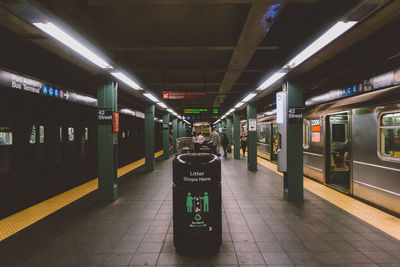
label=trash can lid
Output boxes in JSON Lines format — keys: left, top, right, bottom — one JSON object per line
{"left": 176, "top": 153, "right": 219, "bottom": 165}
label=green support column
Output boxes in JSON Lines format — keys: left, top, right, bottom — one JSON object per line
{"left": 217, "top": 122, "right": 222, "bottom": 138}
{"left": 183, "top": 123, "right": 186, "bottom": 137}
{"left": 221, "top": 121, "right": 226, "bottom": 134}
{"left": 247, "top": 103, "right": 257, "bottom": 172}
{"left": 145, "top": 105, "right": 155, "bottom": 171}
{"left": 97, "top": 81, "right": 118, "bottom": 202}
{"left": 233, "top": 112, "right": 240, "bottom": 159}
{"left": 163, "top": 114, "right": 170, "bottom": 159}
{"left": 172, "top": 118, "right": 178, "bottom": 153}
{"left": 178, "top": 120, "right": 183, "bottom": 138}
{"left": 226, "top": 117, "right": 232, "bottom": 152}
{"left": 284, "top": 81, "right": 304, "bottom": 202}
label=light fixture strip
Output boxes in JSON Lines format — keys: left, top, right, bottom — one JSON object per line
{"left": 143, "top": 93, "right": 159, "bottom": 102}
{"left": 33, "top": 22, "right": 112, "bottom": 69}
{"left": 284, "top": 21, "right": 357, "bottom": 69}
{"left": 242, "top": 93, "right": 257, "bottom": 103}
{"left": 111, "top": 72, "right": 142, "bottom": 90}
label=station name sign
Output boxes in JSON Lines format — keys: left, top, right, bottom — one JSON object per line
{"left": 0, "top": 69, "right": 97, "bottom": 107}
{"left": 288, "top": 108, "right": 304, "bottom": 122}
{"left": 98, "top": 109, "right": 113, "bottom": 123}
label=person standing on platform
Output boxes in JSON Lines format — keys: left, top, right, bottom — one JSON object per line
{"left": 197, "top": 133, "right": 205, "bottom": 143}
{"left": 209, "top": 127, "right": 220, "bottom": 155}
{"left": 221, "top": 133, "right": 229, "bottom": 157}
{"left": 240, "top": 133, "right": 247, "bottom": 157}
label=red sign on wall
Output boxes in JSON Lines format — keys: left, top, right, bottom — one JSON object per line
{"left": 113, "top": 112, "right": 119, "bottom": 133}
{"left": 163, "top": 91, "right": 206, "bottom": 99}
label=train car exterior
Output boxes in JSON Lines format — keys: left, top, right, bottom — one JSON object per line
{"left": 255, "top": 69, "right": 400, "bottom": 215}
{"left": 0, "top": 69, "right": 163, "bottom": 219}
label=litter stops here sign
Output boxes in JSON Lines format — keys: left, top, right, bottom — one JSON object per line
{"left": 180, "top": 170, "right": 217, "bottom": 233}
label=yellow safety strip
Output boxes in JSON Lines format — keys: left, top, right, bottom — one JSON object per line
{"left": 0, "top": 150, "right": 164, "bottom": 242}
{"left": 256, "top": 155, "right": 400, "bottom": 241}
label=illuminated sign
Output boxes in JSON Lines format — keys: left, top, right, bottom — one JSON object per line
{"left": 183, "top": 108, "right": 219, "bottom": 114}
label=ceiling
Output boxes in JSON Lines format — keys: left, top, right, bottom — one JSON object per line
{"left": 0, "top": 0, "right": 399, "bottom": 120}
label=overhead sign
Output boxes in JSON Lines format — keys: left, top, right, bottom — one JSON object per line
{"left": 183, "top": 108, "right": 218, "bottom": 114}
{"left": 163, "top": 91, "right": 206, "bottom": 99}
{"left": 0, "top": 69, "right": 96, "bottom": 107}
{"left": 163, "top": 123, "right": 169, "bottom": 130}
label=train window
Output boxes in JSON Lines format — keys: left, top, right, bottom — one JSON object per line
{"left": 331, "top": 124, "right": 346, "bottom": 142}
{"left": 303, "top": 120, "right": 310, "bottom": 149}
{"left": 257, "top": 124, "right": 267, "bottom": 143}
{"left": 59, "top": 127, "right": 63, "bottom": 142}
{"left": 68, "top": 127, "right": 75, "bottom": 142}
{"left": 379, "top": 112, "right": 400, "bottom": 160}
{"left": 84, "top": 127, "right": 89, "bottom": 141}
{"left": 122, "top": 131, "right": 126, "bottom": 139}
{"left": 30, "top": 125, "right": 36, "bottom": 144}
{"left": 39, "top": 125, "right": 45, "bottom": 143}
{"left": 0, "top": 127, "right": 12, "bottom": 145}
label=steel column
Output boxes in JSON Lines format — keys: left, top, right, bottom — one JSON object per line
{"left": 97, "top": 81, "right": 118, "bottom": 202}
{"left": 145, "top": 105, "right": 155, "bottom": 171}
{"left": 247, "top": 103, "right": 257, "bottom": 172}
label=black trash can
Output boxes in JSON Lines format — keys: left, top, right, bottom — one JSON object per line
{"left": 173, "top": 153, "right": 222, "bottom": 254}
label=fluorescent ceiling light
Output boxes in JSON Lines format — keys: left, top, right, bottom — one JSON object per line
{"left": 167, "top": 109, "right": 173, "bottom": 113}
{"left": 222, "top": 115, "right": 226, "bottom": 119}
{"left": 229, "top": 108, "right": 236, "bottom": 113}
{"left": 111, "top": 72, "right": 142, "bottom": 90}
{"left": 235, "top": 102, "right": 245, "bottom": 109}
{"left": 242, "top": 93, "right": 257, "bottom": 103}
{"left": 33, "top": 22, "right": 112, "bottom": 69}
{"left": 157, "top": 102, "right": 168, "bottom": 108}
{"left": 143, "top": 93, "right": 159, "bottom": 102}
{"left": 257, "top": 72, "right": 286, "bottom": 91}
{"left": 284, "top": 21, "right": 357, "bottom": 69}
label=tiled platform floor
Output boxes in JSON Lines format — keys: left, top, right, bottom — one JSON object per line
{"left": 1, "top": 155, "right": 400, "bottom": 267}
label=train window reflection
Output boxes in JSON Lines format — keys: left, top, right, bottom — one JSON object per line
{"left": 68, "top": 127, "right": 75, "bottom": 142}
{"left": 0, "top": 127, "right": 12, "bottom": 145}
{"left": 59, "top": 127, "right": 62, "bottom": 142}
{"left": 30, "top": 125, "right": 36, "bottom": 144}
{"left": 303, "top": 120, "right": 310, "bottom": 148}
{"left": 380, "top": 112, "right": 400, "bottom": 160}
{"left": 39, "top": 126, "right": 45, "bottom": 143}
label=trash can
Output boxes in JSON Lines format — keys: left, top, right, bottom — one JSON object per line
{"left": 173, "top": 153, "right": 222, "bottom": 254}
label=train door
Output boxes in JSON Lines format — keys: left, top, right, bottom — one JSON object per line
{"left": 325, "top": 113, "right": 351, "bottom": 192}
{"left": 271, "top": 123, "right": 278, "bottom": 162}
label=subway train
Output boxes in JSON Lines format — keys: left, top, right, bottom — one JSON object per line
{"left": 0, "top": 69, "right": 163, "bottom": 219}
{"left": 254, "top": 68, "right": 400, "bottom": 215}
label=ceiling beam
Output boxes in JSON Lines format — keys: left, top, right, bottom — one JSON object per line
{"left": 89, "top": 0, "right": 326, "bottom": 6}
{"left": 110, "top": 46, "right": 279, "bottom": 52}
{"left": 212, "top": 1, "right": 283, "bottom": 107}
{"left": 149, "top": 82, "right": 250, "bottom": 86}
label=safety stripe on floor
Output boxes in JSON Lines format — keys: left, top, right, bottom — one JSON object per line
{"left": 0, "top": 150, "right": 164, "bottom": 242}
{"left": 256, "top": 155, "right": 400, "bottom": 241}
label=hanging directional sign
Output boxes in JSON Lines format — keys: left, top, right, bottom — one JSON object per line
{"left": 163, "top": 91, "right": 206, "bottom": 99}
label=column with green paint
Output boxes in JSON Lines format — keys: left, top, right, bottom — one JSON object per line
{"left": 183, "top": 123, "right": 186, "bottom": 137}
{"left": 163, "top": 114, "right": 170, "bottom": 159}
{"left": 145, "top": 105, "right": 155, "bottom": 171}
{"left": 178, "top": 120, "right": 183, "bottom": 138}
{"left": 226, "top": 117, "right": 232, "bottom": 153}
{"left": 247, "top": 103, "right": 257, "bottom": 172}
{"left": 233, "top": 112, "right": 240, "bottom": 159}
{"left": 97, "top": 81, "right": 118, "bottom": 202}
{"left": 284, "top": 81, "right": 304, "bottom": 202}
{"left": 172, "top": 118, "right": 178, "bottom": 152}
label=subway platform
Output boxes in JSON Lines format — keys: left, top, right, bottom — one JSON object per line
{"left": 1, "top": 156, "right": 400, "bottom": 267}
